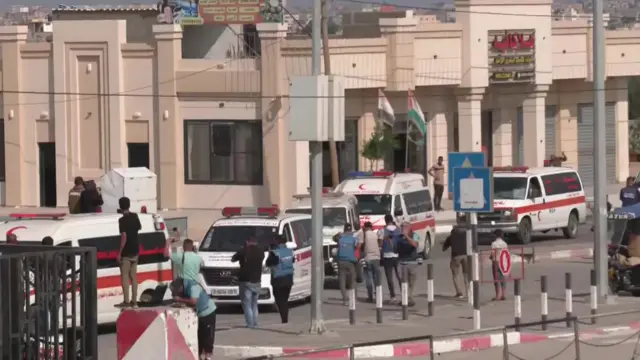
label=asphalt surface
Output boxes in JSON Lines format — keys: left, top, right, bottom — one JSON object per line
{"left": 430, "top": 223, "right": 593, "bottom": 259}
{"left": 98, "top": 224, "right": 599, "bottom": 358}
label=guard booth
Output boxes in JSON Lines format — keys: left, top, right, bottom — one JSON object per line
{"left": 0, "top": 244, "right": 98, "bottom": 360}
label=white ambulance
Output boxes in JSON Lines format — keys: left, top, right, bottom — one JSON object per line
{"left": 284, "top": 191, "right": 360, "bottom": 276}
{"left": 457, "top": 166, "right": 588, "bottom": 244}
{"left": 334, "top": 171, "right": 437, "bottom": 258}
{"left": 197, "top": 207, "right": 312, "bottom": 305}
{"left": 0, "top": 212, "right": 171, "bottom": 325}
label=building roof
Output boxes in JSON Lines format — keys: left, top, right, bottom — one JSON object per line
{"left": 52, "top": 4, "right": 158, "bottom": 13}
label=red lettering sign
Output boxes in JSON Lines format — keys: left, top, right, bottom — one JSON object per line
{"left": 491, "top": 32, "right": 535, "bottom": 51}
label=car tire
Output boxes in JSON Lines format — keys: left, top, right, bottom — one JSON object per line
{"left": 562, "top": 211, "right": 579, "bottom": 239}
{"left": 632, "top": 291, "right": 640, "bottom": 297}
{"left": 422, "top": 234, "right": 433, "bottom": 260}
{"left": 516, "top": 217, "right": 532, "bottom": 244}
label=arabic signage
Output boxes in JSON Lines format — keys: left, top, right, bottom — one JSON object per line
{"left": 157, "top": 0, "right": 283, "bottom": 25}
{"left": 488, "top": 29, "right": 536, "bottom": 84}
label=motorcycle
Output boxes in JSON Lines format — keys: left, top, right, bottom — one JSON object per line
{"left": 607, "top": 203, "right": 640, "bottom": 296}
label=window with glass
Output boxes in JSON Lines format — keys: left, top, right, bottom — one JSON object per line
{"left": 184, "top": 120, "right": 263, "bottom": 185}
{"left": 402, "top": 189, "right": 434, "bottom": 215}
{"left": 200, "top": 225, "right": 277, "bottom": 252}
{"left": 354, "top": 194, "right": 392, "bottom": 216}
{"left": 286, "top": 207, "right": 348, "bottom": 228}
{"left": 541, "top": 172, "right": 583, "bottom": 195}
{"left": 493, "top": 177, "right": 528, "bottom": 200}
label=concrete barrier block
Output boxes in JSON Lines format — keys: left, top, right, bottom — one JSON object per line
{"left": 117, "top": 306, "right": 198, "bottom": 360}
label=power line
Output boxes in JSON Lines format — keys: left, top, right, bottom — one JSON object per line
{"left": 0, "top": 85, "right": 629, "bottom": 105}
{"left": 338, "top": 0, "right": 632, "bottom": 21}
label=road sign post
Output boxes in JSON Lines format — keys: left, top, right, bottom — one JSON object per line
{"left": 453, "top": 165, "right": 493, "bottom": 317}
{"left": 448, "top": 152, "right": 486, "bottom": 291}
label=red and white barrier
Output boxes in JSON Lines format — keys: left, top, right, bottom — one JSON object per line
{"left": 117, "top": 306, "right": 198, "bottom": 360}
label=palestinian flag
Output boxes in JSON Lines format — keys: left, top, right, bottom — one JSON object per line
{"left": 408, "top": 90, "right": 427, "bottom": 137}
{"left": 377, "top": 89, "right": 395, "bottom": 127}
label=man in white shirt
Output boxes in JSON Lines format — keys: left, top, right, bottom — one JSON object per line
{"left": 490, "top": 229, "right": 508, "bottom": 301}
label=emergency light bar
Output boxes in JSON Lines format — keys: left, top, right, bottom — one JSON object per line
{"left": 493, "top": 166, "right": 529, "bottom": 173}
{"left": 222, "top": 206, "right": 280, "bottom": 218}
{"left": 10, "top": 213, "right": 66, "bottom": 220}
{"left": 347, "top": 171, "right": 394, "bottom": 178}
{"left": 293, "top": 191, "right": 346, "bottom": 200}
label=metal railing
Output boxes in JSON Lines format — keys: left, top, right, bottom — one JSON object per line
{"left": 0, "top": 244, "right": 98, "bottom": 360}
{"left": 244, "top": 309, "right": 640, "bottom": 360}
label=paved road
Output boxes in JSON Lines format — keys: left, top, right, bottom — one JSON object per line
{"left": 431, "top": 223, "right": 592, "bottom": 260}
{"left": 98, "top": 224, "right": 598, "bottom": 358}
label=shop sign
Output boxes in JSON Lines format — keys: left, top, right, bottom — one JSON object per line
{"left": 157, "top": 0, "right": 283, "bottom": 25}
{"left": 488, "top": 29, "right": 536, "bottom": 84}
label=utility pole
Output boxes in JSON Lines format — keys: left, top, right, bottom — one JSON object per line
{"left": 309, "top": 0, "right": 327, "bottom": 334}
{"left": 592, "top": 0, "right": 608, "bottom": 300}
{"left": 321, "top": 0, "right": 340, "bottom": 187}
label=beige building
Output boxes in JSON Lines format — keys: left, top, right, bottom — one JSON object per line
{"left": 0, "top": 0, "right": 635, "bottom": 211}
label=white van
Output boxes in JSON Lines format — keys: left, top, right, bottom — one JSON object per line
{"left": 198, "top": 207, "right": 312, "bottom": 305}
{"left": 285, "top": 191, "right": 360, "bottom": 276}
{"left": 334, "top": 171, "right": 437, "bottom": 258}
{"left": 457, "top": 166, "right": 588, "bottom": 244}
{"left": 0, "top": 212, "right": 171, "bottom": 324}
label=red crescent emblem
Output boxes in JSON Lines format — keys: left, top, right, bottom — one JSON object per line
{"left": 7, "top": 226, "right": 27, "bottom": 236}
{"left": 358, "top": 184, "right": 365, "bottom": 190}
{"left": 537, "top": 211, "right": 541, "bottom": 221}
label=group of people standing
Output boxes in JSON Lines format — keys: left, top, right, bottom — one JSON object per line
{"left": 334, "top": 214, "right": 421, "bottom": 307}
{"left": 67, "top": 176, "right": 104, "bottom": 214}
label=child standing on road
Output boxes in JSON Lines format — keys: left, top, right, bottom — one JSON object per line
{"left": 490, "top": 229, "right": 508, "bottom": 301}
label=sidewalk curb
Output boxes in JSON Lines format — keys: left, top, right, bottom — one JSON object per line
{"left": 215, "top": 321, "right": 640, "bottom": 358}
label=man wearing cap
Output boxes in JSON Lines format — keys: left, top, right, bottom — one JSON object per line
{"left": 336, "top": 223, "right": 359, "bottom": 306}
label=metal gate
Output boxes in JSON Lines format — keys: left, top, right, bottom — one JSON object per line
{"left": 516, "top": 107, "right": 524, "bottom": 165}
{"left": 545, "top": 105, "right": 557, "bottom": 159}
{"left": 0, "top": 244, "right": 98, "bottom": 360}
{"left": 577, "top": 103, "right": 617, "bottom": 188}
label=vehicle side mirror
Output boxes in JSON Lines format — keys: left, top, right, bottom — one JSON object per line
{"left": 394, "top": 209, "right": 403, "bottom": 217}
{"left": 286, "top": 242, "right": 297, "bottom": 250}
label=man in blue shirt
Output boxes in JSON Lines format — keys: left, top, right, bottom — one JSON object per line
{"left": 336, "top": 223, "right": 359, "bottom": 306}
{"left": 266, "top": 235, "right": 295, "bottom": 323}
{"left": 621, "top": 177, "right": 640, "bottom": 207}
{"left": 172, "top": 278, "right": 217, "bottom": 360}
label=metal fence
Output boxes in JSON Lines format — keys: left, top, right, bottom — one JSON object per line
{"left": 243, "top": 309, "right": 640, "bottom": 360}
{"left": 0, "top": 244, "right": 98, "bottom": 360}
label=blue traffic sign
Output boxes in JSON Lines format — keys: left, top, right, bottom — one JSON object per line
{"left": 447, "top": 152, "right": 485, "bottom": 193}
{"left": 453, "top": 166, "right": 493, "bottom": 213}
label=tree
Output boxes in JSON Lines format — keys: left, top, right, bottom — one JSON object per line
{"left": 361, "top": 126, "right": 400, "bottom": 170}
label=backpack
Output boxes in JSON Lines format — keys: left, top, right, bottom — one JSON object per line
{"left": 383, "top": 227, "right": 402, "bottom": 253}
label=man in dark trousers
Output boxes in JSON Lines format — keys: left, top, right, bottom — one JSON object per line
{"left": 442, "top": 226, "right": 469, "bottom": 298}
{"left": 231, "top": 237, "right": 264, "bottom": 328}
{"left": 336, "top": 223, "right": 358, "bottom": 306}
{"left": 117, "top": 197, "right": 142, "bottom": 308}
{"left": 266, "top": 235, "right": 295, "bottom": 323}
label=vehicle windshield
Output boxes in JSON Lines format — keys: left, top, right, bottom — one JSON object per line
{"left": 286, "top": 207, "right": 348, "bottom": 227}
{"left": 199, "top": 226, "right": 278, "bottom": 252}
{"left": 354, "top": 194, "right": 392, "bottom": 216}
{"left": 494, "top": 177, "right": 528, "bottom": 200}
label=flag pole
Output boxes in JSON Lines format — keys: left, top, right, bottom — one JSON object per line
{"left": 405, "top": 121, "right": 411, "bottom": 171}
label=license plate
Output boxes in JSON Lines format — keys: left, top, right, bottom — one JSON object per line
{"left": 478, "top": 228, "right": 492, "bottom": 233}
{"left": 211, "top": 288, "right": 239, "bottom": 296}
